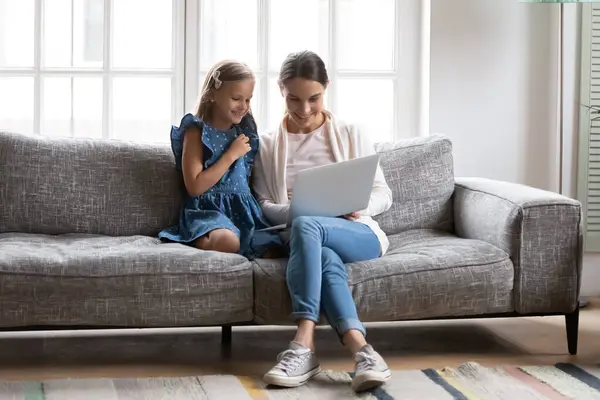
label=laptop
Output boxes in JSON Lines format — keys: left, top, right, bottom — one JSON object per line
{"left": 257, "top": 154, "right": 381, "bottom": 232}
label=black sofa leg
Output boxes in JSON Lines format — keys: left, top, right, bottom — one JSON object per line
{"left": 565, "top": 303, "right": 579, "bottom": 356}
{"left": 221, "top": 325, "right": 232, "bottom": 357}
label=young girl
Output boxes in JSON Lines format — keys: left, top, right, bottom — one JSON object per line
{"left": 159, "top": 60, "right": 282, "bottom": 259}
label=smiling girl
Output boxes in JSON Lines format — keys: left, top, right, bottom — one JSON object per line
{"left": 158, "top": 60, "right": 282, "bottom": 259}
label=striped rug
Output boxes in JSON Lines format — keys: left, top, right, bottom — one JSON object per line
{"left": 2, "top": 362, "right": 600, "bottom": 399}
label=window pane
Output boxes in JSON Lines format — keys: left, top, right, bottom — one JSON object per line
{"left": 44, "top": 0, "right": 104, "bottom": 68}
{"left": 73, "top": 77, "right": 103, "bottom": 138}
{"left": 43, "top": 0, "right": 71, "bottom": 68}
{"left": 191, "top": 72, "right": 206, "bottom": 117}
{"left": 42, "top": 77, "right": 103, "bottom": 138}
{"left": 251, "top": 77, "right": 261, "bottom": 128}
{"left": 113, "top": 0, "right": 172, "bottom": 69}
{"left": 335, "top": 79, "right": 394, "bottom": 143}
{"left": 0, "top": 77, "right": 34, "bottom": 133}
{"left": 0, "top": 0, "right": 34, "bottom": 68}
{"left": 200, "top": 0, "right": 258, "bottom": 70}
{"left": 336, "top": 0, "right": 395, "bottom": 71}
{"left": 267, "top": 78, "right": 285, "bottom": 132}
{"left": 42, "top": 77, "right": 71, "bottom": 136}
{"left": 112, "top": 77, "right": 171, "bottom": 143}
{"left": 269, "top": 0, "right": 328, "bottom": 71}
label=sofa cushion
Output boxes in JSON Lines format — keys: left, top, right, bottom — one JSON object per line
{"left": 0, "top": 131, "right": 455, "bottom": 238}
{"left": 374, "top": 134, "right": 455, "bottom": 235}
{"left": 0, "top": 233, "right": 253, "bottom": 327}
{"left": 253, "top": 229, "right": 514, "bottom": 324}
{"left": 0, "top": 131, "right": 182, "bottom": 236}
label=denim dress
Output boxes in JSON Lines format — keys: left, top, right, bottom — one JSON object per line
{"left": 158, "top": 113, "right": 282, "bottom": 259}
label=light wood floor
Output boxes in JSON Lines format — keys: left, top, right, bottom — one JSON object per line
{"left": 0, "top": 298, "right": 598, "bottom": 381}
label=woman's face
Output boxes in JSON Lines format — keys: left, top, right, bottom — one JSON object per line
{"left": 280, "top": 77, "right": 327, "bottom": 132}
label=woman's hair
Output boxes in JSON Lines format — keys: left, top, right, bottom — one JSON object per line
{"left": 194, "top": 60, "right": 255, "bottom": 119}
{"left": 278, "top": 50, "right": 329, "bottom": 87}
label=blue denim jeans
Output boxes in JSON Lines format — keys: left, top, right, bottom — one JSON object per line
{"left": 286, "top": 216, "right": 381, "bottom": 338}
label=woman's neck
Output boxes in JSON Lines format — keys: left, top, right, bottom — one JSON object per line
{"left": 285, "top": 112, "right": 326, "bottom": 134}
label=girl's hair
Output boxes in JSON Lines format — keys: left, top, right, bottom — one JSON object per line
{"left": 194, "top": 60, "right": 255, "bottom": 119}
{"left": 278, "top": 50, "right": 329, "bottom": 87}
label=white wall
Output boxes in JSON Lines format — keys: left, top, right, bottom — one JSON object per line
{"left": 429, "top": 0, "right": 599, "bottom": 296}
{"left": 430, "top": 0, "right": 560, "bottom": 191}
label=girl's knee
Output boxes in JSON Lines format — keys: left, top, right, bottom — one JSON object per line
{"left": 194, "top": 235, "right": 210, "bottom": 250}
{"left": 195, "top": 229, "right": 240, "bottom": 253}
{"left": 213, "top": 232, "right": 240, "bottom": 253}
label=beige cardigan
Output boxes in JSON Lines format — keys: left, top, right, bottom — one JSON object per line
{"left": 252, "top": 111, "right": 393, "bottom": 255}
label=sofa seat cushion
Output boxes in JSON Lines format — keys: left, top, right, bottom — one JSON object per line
{"left": 0, "top": 233, "right": 253, "bottom": 328}
{"left": 253, "top": 229, "right": 514, "bottom": 324}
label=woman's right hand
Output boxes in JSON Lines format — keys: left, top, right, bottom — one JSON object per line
{"left": 226, "top": 134, "right": 251, "bottom": 161}
{"left": 342, "top": 212, "right": 360, "bottom": 221}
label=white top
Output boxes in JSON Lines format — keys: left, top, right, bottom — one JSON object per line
{"left": 252, "top": 111, "right": 393, "bottom": 255}
{"left": 285, "top": 124, "right": 335, "bottom": 200}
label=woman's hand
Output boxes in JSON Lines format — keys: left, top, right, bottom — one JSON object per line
{"left": 226, "top": 134, "right": 251, "bottom": 161}
{"left": 342, "top": 212, "right": 360, "bottom": 221}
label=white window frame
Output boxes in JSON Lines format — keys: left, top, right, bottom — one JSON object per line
{"left": 0, "top": 0, "right": 186, "bottom": 139}
{"left": 184, "top": 0, "right": 428, "bottom": 140}
{"left": 0, "top": 0, "right": 428, "bottom": 142}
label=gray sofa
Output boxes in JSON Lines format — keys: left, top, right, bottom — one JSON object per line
{"left": 0, "top": 131, "right": 583, "bottom": 354}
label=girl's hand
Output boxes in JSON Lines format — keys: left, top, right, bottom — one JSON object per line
{"left": 342, "top": 212, "right": 360, "bottom": 221}
{"left": 226, "top": 134, "right": 251, "bottom": 161}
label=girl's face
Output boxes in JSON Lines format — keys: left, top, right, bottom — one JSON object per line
{"left": 280, "top": 77, "right": 327, "bottom": 132}
{"left": 212, "top": 78, "right": 255, "bottom": 126}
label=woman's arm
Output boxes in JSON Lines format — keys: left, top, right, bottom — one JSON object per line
{"left": 260, "top": 201, "right": 289, "bottom": 226}
{"left": 181, "top": 127, "right": 248, "bottom": 197}
{"left": 252, "top": 150, "right": 290, "bottom": 226}
{"left": 353, "top": 126, "right": 393, "bottom": 217}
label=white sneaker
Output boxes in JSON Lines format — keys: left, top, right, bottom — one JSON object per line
{"left": 352, "top": 344, "right": 391, "bottom": 392}
{"left": 263, "top": 342, "right": 321, "bottom": 388}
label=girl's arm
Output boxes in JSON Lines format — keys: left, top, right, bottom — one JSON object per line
{"left": 181, "top": 127, "right": 248, "bottom": 197}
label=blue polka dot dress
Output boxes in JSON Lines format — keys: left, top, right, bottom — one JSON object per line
{"left": 158, "top": 113, "right": 283, "bottom": 259}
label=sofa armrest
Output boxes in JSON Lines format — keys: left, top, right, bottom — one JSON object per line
{"left": 453, "top": 177, "right": 583, "bottom": 314}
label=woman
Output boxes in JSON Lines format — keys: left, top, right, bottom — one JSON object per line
{"left": 252, "top": 50, "right": 393, "bottom": 393}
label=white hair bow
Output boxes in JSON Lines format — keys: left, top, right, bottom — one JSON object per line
{"left": 213, "top": 70, "right": 222, "bottom": 89}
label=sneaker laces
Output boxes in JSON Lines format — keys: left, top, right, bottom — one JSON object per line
{"left": 276, "top": 348, "right": 310, "bottom": 373}
{"left": 354, "top": 350, "right": 378, "bottom": 373}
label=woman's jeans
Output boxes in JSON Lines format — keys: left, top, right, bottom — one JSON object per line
{"left": 286, "top": 216, "right": 381, "bottom": 338}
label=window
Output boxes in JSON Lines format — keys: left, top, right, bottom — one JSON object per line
{"left": 0, "top": 0, "right": 424, "bottom": 144}
{"left": 0, "top": 0, "right": 184, "bottom": 143}
{"left": 192, "top": 0, "right": 415, "bottom": 143}
{"left": 578, "top": 2, "right": 600, "bottom": 251}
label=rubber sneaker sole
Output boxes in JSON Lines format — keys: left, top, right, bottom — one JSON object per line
{"left": 351, "top": 368, "right": 392, "bottom": 392}
{"left": 263, "top": 365, "right": 322, "bottom": 388}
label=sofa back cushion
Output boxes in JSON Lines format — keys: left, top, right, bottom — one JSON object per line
{"left": 0, "top": 132, "right": 183, "bottom": 236}
{"left": 0, "top": 131, "right": 455, "bottom": 237}
{"left": 374, "top": 134, "right": 455, "bottom": 235}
